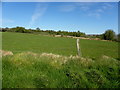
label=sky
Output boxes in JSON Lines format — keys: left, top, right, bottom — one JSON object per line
{"left": 1, "top": 2, "right": 118, "bottom": 34}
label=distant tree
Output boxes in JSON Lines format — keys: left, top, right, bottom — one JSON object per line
{"left": 36, "top": 27, "right": 40, "bottom": 30}
{"left": 5, "top": 27, "right": 9, "bottom": 30}
{"left": 15, "top": 27, "right": 26, "bottom": 33}
{"left": 103, "top": 30, "right": 116, "bottom": 40}
{"left": 34, "top": 27, "right": 41, "bottom": 32}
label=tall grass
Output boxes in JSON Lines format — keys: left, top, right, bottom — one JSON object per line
{"left": 2, "top": 52, "right": 119, "bottom": 88}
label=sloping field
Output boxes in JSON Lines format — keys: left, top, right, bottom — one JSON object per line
{"left": 2, "top": 32, "right": 119, "bottom": 88}
{"left": 2, "top": 32, "right": 118, "bottom": 59}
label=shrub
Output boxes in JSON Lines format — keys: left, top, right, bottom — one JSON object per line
{"left": 102, "top": 30, "right": 116, "bottom": 40}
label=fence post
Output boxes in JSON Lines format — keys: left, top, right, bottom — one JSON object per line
{"left": 76, "top": 39, "right": 81, "bottom": 56}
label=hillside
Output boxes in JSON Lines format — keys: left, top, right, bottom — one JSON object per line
{"left": 1, "top": 32, "right": 119, "bottom": 88}
{"left": 2, "top": 32, "right": 119, "bottom": 59}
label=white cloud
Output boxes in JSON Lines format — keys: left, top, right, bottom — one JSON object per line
{"left": 58, "top": 2, "right": 115, "bottom": 19}
{"left": 87, "top": 3, "right": 114, "bottom": 18}
{"left": 78, "top": 3, "right": 94, "bottom": 11}
{"left": 88, "top": 13, "right": 101, "bottom": 19}
{"left": 102, "top": 3, "right": 114, "bottom": 9}
{"left": 96, "top": 9, "right": 104, "bottom": 13}
{"left": 80, "top": 6, "right": 90, "bottom": 11}
{"left": 29, "top": 3, "right": 48, "bottom": 26}
{"left": 59, "top": 5, "right": 76, "bottom": 12}
{"left": 59, "top": 3, "right": 92, "bottom": 12}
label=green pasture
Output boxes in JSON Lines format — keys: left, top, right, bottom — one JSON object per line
{"left": 2, "top": 32, "right": 118, "bottom": 59}
{"left": 2, "top": 32, "right": 119, "bottom": 88}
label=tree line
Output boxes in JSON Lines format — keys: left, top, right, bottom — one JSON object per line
{"left": 0, "top": 26, "right": 119, "bottom": 42}
{"left": 0, "top": 27, "right": 86, "bottom": 37}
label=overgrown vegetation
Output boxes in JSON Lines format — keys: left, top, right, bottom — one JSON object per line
{"left": 2, "top": 52, "right": 119, "bottom": 88}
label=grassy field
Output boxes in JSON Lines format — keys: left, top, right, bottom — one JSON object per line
{"left": 2, "top": 32, "right": 118, "bottom": 59}
{"left": 2, "top": 32, "right": 119, "bottom": 88}
{"left": 2, "top": 52, "right": 120, "bottom": 88}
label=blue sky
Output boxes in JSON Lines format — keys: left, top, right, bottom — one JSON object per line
{"left": 2, "top": 2, "right": 118, "bottom": 34}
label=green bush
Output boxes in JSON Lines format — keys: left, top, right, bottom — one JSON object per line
{"left": 102, "top": 30, "right": 116, "bottom": 41}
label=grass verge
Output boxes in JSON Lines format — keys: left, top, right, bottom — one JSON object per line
{"left": 2, "top": 52, "right": 120, "bottom": 88}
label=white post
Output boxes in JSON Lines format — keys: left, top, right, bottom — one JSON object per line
{"left": 76, "top": 39, "right": 81, "bottom": 56}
